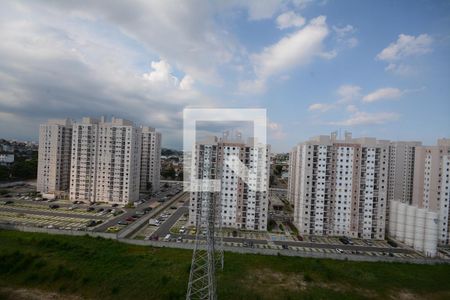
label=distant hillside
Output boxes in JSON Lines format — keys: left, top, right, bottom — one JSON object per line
{"left": 161, "top": 148, "right": 183, "bottom": 156}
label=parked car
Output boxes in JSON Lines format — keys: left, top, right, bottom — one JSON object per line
{"left": 106, "top": 226, "right": 120, "bottom": 233}
{"left": 339, "top": 237, "right": 353, "bottom": 245}
{"left": 118, "top": 220, "right": 129, "bottom": 226}
{"left": 49, "top": 204, "right": 59, "bottom": 209}
{"left": 86, "top": 207, "right": 95, "bottom": 212}
{"left": 336, "top": 248, "right": 344, "bottom": 254}
{"left": 87, "top": 220, "right": 98, "bottom": 227}
{"left": 387, "top": 240, "right": 398, "bottom": 248}
{"left": 163, "top": 234, "right": 171, "bottom": 241}
{"left": 281, "top": 244, "right": 289, "bottom": 250}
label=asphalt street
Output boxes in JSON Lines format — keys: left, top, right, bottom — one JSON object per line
{"left": 150, "top": 199, "right": 189, "bottom": 238}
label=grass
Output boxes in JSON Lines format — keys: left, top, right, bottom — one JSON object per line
{"left": 0, "top": 230, "right": 450, "bottom": 299}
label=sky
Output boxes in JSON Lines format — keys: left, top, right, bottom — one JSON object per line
{"left": 0, "top": 0, "right": 449, "bottom": 152}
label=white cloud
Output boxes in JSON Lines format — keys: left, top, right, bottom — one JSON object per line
{"left": 268, "top": 121, "right": 287, "bottom": 140}
{"left": 180, "top": 75, "right": 195, "bottom": 91}
{"left": 214, "top": 0, "right": 284, "bottom": 21}
{"left": 242, "top": 16, "right": 330, "bottom": 93}
{"left": 219, "top": 0, "right": 314, "bottom": 21}
{"left": 377, "top": 34, "right": 432, "bottom": 61}
{"left": 336, "top": 84, "right": 362, "bottom": 103}
{"left": 143, "top": 60, "right": 179, "bottom": 87}
{"left": 31, "top": 0, "right": 240, "bottom": 85}
{"left": 331, "top": 111, "right": 400, "bottom": 126}
{"left": 332, "top": 24, "right": 358, "bottom": 49}
{"left": 254, "top": 16, "right": 329, "bottom": 78}
{"left": 385, "top": 63, "right": 415, "bottom": 76}
{"left": 238, "top": 79, "right": 267, "bottom": 94}
{"left": 276, "top": 11, "right": 306, "bottom": 29}
{"left": 346, "top": 105, "right": 358, "bottom": 113}
{"left": 333, "top": 24, "right": 355, "bottom": 36}
{"left": 142, "top": 60, "right": 195, "bottom": 91}
{"left": 308, "top": 103, "right": 334, "bottom": 112}
{"left": 0, "top": 3, "right": 214, "bottom": 147}
{"left": 362, "top": 87, "right": 404, "bottom": 103}
{"left": 292, "top": 0, "right": 315, "bottom": 9}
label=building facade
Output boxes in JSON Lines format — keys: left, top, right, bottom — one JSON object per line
{"left": 387, "top": 141, "right": 422, "bottom": 204}
{"left": 188, "top": 136, "right": 270, "bottom": 231}
{"left": 37, "top": 119, "right": 73, "bottom": 195}
{"left": 70, "top": 117, "right": 142, "bottom": 204}
{"left": 412, "top": 138, "right": 450, "bottom": 246}
{"left": 289, "top": 133, "right": 389, "bottom": 239}
{"left": 140, "top": 126, "right": 162, "bottom": 193}
{"left": 38, "top": 117, "right": 161, "bottom": 205}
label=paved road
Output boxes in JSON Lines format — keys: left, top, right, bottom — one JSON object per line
{"left": 271, "top": 240, "right": 412, "bottom": 254}
{"left": 150, "top": 199, "right": 189, "bottom": 238}
{"left": 94, "top": 199, "right": 157, "bottom": 232}
{"left": 0, "top": 206, "right": 108, "bottom": 220}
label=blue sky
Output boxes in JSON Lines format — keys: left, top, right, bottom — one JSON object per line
{"left": 0, "top": 0, "right": 449, "bottom": 152}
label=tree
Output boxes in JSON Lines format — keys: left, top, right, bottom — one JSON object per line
{"left": 0, "top": 166, "right": 10, "bottom": 181}
{"left": 161, "top": 166, "right": 176, "bottom": 179}
{"left": 274, "top": 165, "right": 283, "bottom": 176}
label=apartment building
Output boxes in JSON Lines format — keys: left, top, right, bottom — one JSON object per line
{"left": 188, "top": 135, "right": 270, "bottom": 231}
{"left": 70, "top": 117, "right": 142, "bottom": 204}
{"left": 385, "top": 141, "right": 422, "bottom": 234}
{"left": 37, "top": 119, "right": 73, "bottom": 195}
{"left": 140, "top": 126, "right": 161, "bottom": 193}
{"left": 70, "top": 117, "right": 99, "bottom": 203}
{"left": 412, "top": 138, "right": 450, "bottom": 245}
{"left": 289, "top": 132, "right": 389, "bottom": 239}
{"left": 387, "top": 141, "right": 422, "bottom": 204}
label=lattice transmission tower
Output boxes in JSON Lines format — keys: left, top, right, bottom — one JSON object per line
{"left": 186, "top": 190, "right": 224, "bottom": 300}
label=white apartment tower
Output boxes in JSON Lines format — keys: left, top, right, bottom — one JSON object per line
{"left": 412, "top": 138, "right": 450, "bottom": 246}
{"left": 188, "top": 135, "right": 270, "bottom": 231}
{"left": 70, "top": 117, "right": 99, "bottom": 203}
{"left": 70, "top": 117, "right": 142, "bottom": 204}
{"left": 289, "top": 132, "right": 389, "bottom": 239}
{"left": 140, "top": 126, "right": 162, "bottom": 193}
{"left": 37, "top": 119, "right": 73, "bottom": 195}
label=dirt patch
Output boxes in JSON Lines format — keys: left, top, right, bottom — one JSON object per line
{"left": 244, "top": 268, "right": 308, "bottom": 292}
{"left": 388, "top": 289, "right": 450, "bottom": 300}
{"left": 394, "top": 290, "right": 421, "bottom": 300}
{"left": 0, "top": 287, "right": 85, "bottom": 300}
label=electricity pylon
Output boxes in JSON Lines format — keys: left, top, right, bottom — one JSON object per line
{"left": 186, "top": 191, "right": 223, "bottom": 300}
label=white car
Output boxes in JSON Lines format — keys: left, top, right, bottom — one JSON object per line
{"left": 336, "top": 248, "right": 344, "bottom": 254}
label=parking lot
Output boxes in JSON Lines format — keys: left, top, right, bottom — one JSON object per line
{"left": 0, "top": 181, "right": 184, "bottom": 233}
{"left": 0, "top": 182, "right": 430, "bottom": 260}
{"left": 133, "top": 187, "right": 424, "bottom": 260}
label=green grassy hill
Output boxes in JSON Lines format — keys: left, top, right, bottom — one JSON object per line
{"left": 1, "top": 230, "right": 450, "bottom": 299}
